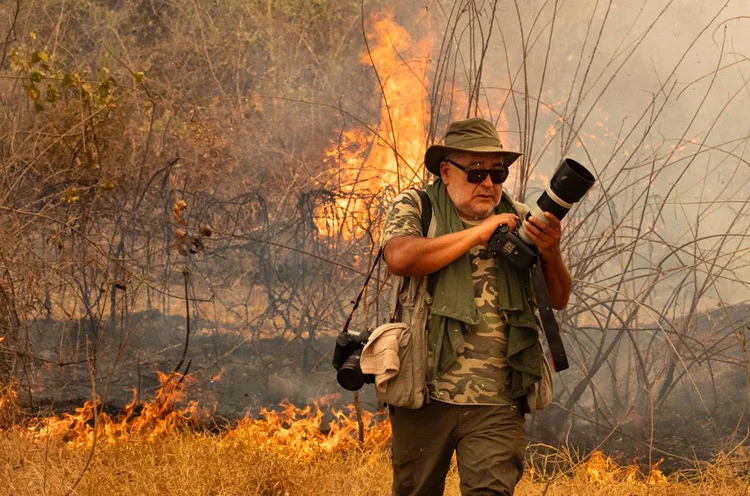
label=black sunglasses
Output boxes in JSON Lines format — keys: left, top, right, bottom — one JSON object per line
{"left": 446, "top": 159, "right": 509, "bottom": 184}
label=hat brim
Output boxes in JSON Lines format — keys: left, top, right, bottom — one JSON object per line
{"left": 425, "top": 144, "right": 522, "bottom": 176}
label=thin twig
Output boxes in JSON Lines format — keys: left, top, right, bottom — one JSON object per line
{"left": 172, "top": 267, "right": 192, "bottom": 375}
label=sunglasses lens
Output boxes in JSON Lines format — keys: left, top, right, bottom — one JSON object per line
{"left": 467, "top": 170, "right": 488, "bottom": 183}
{"left": 490, "top": 169, "right": 509, "bottom": 183}
{"left": 467, "top": 169, "right": 508, "bottom": 184}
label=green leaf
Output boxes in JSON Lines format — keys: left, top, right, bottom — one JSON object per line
{"left": 27, "top": 84, "right": 40, "bottom": 101}
{"left": 31, "top": 51, "right": 49, "bottom": 64}
{"left": 46, "top": 84, "right": 58, "bottom": 103}
{"left": 98, "top": 179, "right": 115, "bottom": 192}
{"left": 30, "top": 71, "right": 42, "bottom": 82}
{"left": 62, "top": 73, "right": 73, "bottom": 88}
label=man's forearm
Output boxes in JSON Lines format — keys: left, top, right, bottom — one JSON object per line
{"left": 383, "top": 213, "right": 520, "bottom": 277}
{"left": 539, "top": 250, "right": 572, "bottom": 309}
{"left": 383, "top": 231, "right": 479, "bottom": 277}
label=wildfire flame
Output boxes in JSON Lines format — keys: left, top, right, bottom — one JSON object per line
{"left": 315, "top": 12, "right": 433, "bottom": 239}
{"left": 7, "top": 372, "right": 675, "bottom": 487}
{"left": 583, "top": 450, "right": 616, "bottom": 483}
{"left": 224, "top": 393, "right": 390, "bottom": 460}
{"left": 0, "top": 378, "right": 21, "bottom": 428}
{"left": 313, "top": 11, "right": 567, "bottom": 239}
{"left": 28, "top": 371, "right": 205, "bottom": 445}
{"left": 580, "top": 450, "right": 668, "bottom": 485}
{"left": 16, "top": 375, "right": 388, "bottom": 458}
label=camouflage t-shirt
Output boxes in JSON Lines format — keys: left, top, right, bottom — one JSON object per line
{"left": 382, "top": 189, "right": 530, "bottom": 406}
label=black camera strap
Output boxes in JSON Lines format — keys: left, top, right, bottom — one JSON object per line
{"left": 344, "top": 188, "right": 432, "bottom": 333}
{"left": 342, "top": 248, "right": 382, "bottom": 334}
{"left": 415, "top": 189, "right": 432, "bottom": 234}
{"left": 531, "top": 263, "right": 569, "bottom": 371}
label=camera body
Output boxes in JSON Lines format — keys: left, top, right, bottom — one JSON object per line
{"left": 489, "top": 158, "right": 595, "bottom": 271}
{"left": 332, "top": 328, "right": 375, "bottom": 391}
{"left": 487, "top": 225, "right": 538, "bottom": 271}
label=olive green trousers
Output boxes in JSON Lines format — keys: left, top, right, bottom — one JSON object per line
{"left": 389, "top": 400, "right": 527, "bottom": 496}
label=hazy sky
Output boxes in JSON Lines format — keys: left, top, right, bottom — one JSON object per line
{"left": 382, "top": 0, "right": 750, "bottom": 307}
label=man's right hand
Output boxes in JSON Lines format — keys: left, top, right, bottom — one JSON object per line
{"left": 471, "top": 213, "right": 519, "bottom": 245}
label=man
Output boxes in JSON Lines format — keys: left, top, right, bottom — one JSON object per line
{"left": 381, "top": 117, "right": 572, "bottom": 495}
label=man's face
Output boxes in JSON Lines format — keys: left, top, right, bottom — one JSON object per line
{"left": 439, "top": 151, "right": 509, "bottom": 219}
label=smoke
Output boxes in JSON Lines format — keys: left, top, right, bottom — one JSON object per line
{"left": 390, "top": 0, "right": 750, "bottom": 306}
{"left": 2, "top": 0, "right": 748, "bottom": 464}
{"left": 359, "top": 0, "right": 750, "bottom": 459}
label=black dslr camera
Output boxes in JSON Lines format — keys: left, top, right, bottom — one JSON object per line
{"left": 488, "top": 158, "right": 596, "bottom": 271}
{"left": 486, "top": 225, "right": 538, "bottom": 270}
{"left": 332, "top": 328, "right": 374, "bottom": 391}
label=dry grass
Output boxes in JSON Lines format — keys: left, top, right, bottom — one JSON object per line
{"left": 1, "top": 380, "right": 748, "bottom": 495}
{"left": 2, "top": 427, "right": 749, "bottom": 496}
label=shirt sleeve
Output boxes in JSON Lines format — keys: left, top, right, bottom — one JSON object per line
{"left": 381, "top": 190, "right": 423, "bottom": 248}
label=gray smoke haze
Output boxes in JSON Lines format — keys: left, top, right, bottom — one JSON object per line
{"left": 387, "top": 0, "right": 750, "bottom": 309}
{"left": 374, "top": 0, "right": 750, "bottom": 458}
{"left": 2, "top": 0, "right": 748, "bottom": 465}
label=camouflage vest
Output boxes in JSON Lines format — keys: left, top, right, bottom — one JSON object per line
{"left": 378, "top": 189, "right": 553, "bottom": 411}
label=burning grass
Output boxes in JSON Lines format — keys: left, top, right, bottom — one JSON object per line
{"left": 0, "top": 379, "right": 21, "bottom": 430}
{"left": 2, "top": 429, "right": 749, "bottom": 495}
{"left": 1, "top": 378, "right": 749, "bottom": 495}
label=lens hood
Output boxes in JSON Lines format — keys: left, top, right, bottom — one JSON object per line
{"left": 549, "top": 158, "right": 595, "bottom": 204}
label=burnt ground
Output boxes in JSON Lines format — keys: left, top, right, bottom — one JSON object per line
{"left": 11, "top": 306, "right": 750, "bottom": 474}
{"left": 16, "top": 310, "right": 382, "bottom": 419}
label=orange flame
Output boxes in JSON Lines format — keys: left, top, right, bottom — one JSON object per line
{"left": 21, "top": 374, "right": 389, "bottom": 457}
{"left": 225, "top": 393, "right": 390, "bottom": 460}
{"left": 12, "top": 373, "right": 672, "bottom": 485}
{"left": 0, "top": 379, "right": 21, "bottom": 427}
{"left": 648, "top": 458, "right": 668, "bottom": 485}
{"left": 583, "top": 450, "right": 617, "bottom": 483}
{"left": 315, "top": 12, "right": 433, "bottom": 239}
{"left": 29, "top": 371, "right": 205, "bottom": 445}
{"left": 581, "top": 450, "right": 668, "bottom": 485}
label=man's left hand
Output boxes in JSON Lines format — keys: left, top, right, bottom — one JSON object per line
{"left": 522, "top": 212, "right": 562, "bottom": 260}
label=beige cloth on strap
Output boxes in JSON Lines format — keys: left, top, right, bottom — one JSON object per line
{"left": 360, "top": 323, "right": 408, "bottom": 394}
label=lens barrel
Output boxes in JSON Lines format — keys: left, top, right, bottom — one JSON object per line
{"left": 518, "top": 158, "right": 595, "bottom": 245}
{"left": 537, "top": 158, "right": 595, "bottom": 219}
{"left": 551, "top": 159, "right": 595, "bottom": 204}
{"left": 336, "top": 351, "right": 366, "bottom": 391}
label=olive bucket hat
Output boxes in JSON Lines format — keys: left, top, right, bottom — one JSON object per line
{"left": 425, "top": 117, "right": 522, "bottom": 175}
